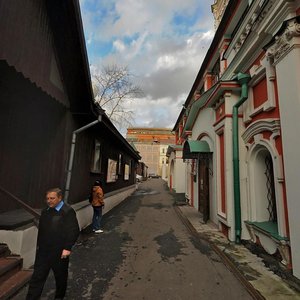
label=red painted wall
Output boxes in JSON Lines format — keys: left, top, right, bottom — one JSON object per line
{"left": 253, "top": 77, "right": 268, "bottom": 109}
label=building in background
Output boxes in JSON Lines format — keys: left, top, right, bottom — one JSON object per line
{"left": 136, "top": 161, "right": 148, "bottom": 180}
{"left": 126, "top": 128, "right": 175, "bottom": 179}
{"left": 159, "top": 144, "right": 169, "bottom": 179}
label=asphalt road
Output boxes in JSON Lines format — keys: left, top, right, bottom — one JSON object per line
{"left": 14, "top": 179, "right": 253, "bottom": 300}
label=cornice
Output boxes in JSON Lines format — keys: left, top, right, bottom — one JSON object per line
{"left": 266, "top": 18, "right": 300, "bottom": 65}
{"left": 242, "top": 118, "right": 280, "bottom": 143}
{"left": 225, "top": 0, "right": 275, "bottom": 59}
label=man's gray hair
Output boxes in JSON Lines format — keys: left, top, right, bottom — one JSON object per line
{"left": 46, "top": 188, "right": 63, "bottom": 198}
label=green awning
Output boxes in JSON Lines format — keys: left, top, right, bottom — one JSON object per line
{"left": 183, "top": 140, "right": 211, "bottom": 159}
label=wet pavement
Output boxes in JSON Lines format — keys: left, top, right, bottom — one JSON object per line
{"left": 13, "top": 179, "right": 255, "bottom": 300}
{"left": 175, "top": 202, "right": 300, "bottom": 300}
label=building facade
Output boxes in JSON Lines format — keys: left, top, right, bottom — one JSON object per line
{"left": 0, "top": 0, "right": 140, "bottom": 267}
{"left": 166, "top": 145, "right": 185, "bottom": 194}
{"left": 170, "top": 0, "right": 300, "bottom": 279}
{"left": 127, "top": 128, "right": 175, "bottom": 178}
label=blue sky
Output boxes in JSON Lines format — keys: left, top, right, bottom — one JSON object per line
{"left": 79, "top": 0, "right": 215, "bottom": 129}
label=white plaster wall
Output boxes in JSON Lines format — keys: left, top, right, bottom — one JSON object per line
{"left": 0, "top": 226, "right": 38, "bottom": 268}
{"left": 161, "top": 163, "right": 167, "bottom": 180}
{"left": 102, "top": 185, "right": 136, "bottom": 214}
{"left": 224, "top": 93, "right": 240, "bottom": 241}
{"left": 191, "top": 109, "right": 215, "bottom": 142}
{"left": 275, "top": 46, "right": 300, "bottom": 279}
{"left": 72, "top": 186, "right": 137, "bottom": 230}
{"left": 238, "top": 120, "right": 251, "bottom": 241}
{"left": 167, "top": 152, "right": 175, "bottom": 189}
{"left": 72, "top": 201, "right": 93, "bottom": 230}
{"left": 223, "top": 117, "right": 235, "bottom": 241}
{"left": 185, "top": 161, "right": 192, "bottom": 203}
{"left": 168, "top": 152, "right": 185, "bottom": 193}
{"left": 174, "top": 151, "right": 186, "bottom": 193}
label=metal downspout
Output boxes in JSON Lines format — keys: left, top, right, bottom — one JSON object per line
{"left": 64, "top": 115, "right": 103, "bottom": 203}
{"left": 232, "top": 73, "right": 251, "bottom": 244}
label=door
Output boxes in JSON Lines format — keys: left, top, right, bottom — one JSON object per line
{"left": 198, "top": 158, "right": 209, "bottom": 223}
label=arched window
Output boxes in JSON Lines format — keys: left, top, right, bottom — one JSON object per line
{"left": 251, "top": 146, "right": 277, "bottom": 223}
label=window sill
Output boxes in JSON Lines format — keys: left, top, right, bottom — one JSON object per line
{"left": 245, "top": 221, "right": 288, "bottom": 241}
{"left": 90, "top": 170, "right": 102, "bottom": 174}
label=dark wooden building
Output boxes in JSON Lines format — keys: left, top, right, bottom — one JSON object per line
{"left": 0, "top": 0, "right": 140, "bottom": 215}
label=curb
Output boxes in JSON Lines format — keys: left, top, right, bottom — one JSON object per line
{"left": 173, "top": 205, "right": 265, "bottom": 300}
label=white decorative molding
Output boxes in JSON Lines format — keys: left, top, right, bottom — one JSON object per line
{"left": 277, "top": 240, "right": 291, "bottom": 266}
{"left": 248, "top": 64, "right": 265, "bottom": 86}
{"left": 233, "top": 12, "right": 256, "bottom": 53}
{"left": 233, "top": 1, "right": 275, "bottom": 54}
{"left": 214, "top": 119, "right": 225, "bottom": 133}
{"left": 245, "top": 223, "right": 291, "bottom": 266}
{"left": 242, "top": 119, "right": 280, "bottom": 144}
{"left": 266, "top": 18, "right": 300, "bottom": 65}
{"left": 249, "top": 64, "right": 261, "bottom": 78}
{"left": 211, "top": 0, "right": 229, "bottom": 30}
{"left": 245, "top": 133, "right": 286, "bottom": 237}
{"left": 251, "top": 0, "right": 275, "bottom": 31}
{"left": 245, "top": 222, "right": 257, "bottom": 242}
{"left": 244, "top": 57, "right": 277, "bottom": 123}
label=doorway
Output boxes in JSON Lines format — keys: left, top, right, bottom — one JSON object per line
{"left": 198, "top": 156, "right": 210, "bottom": 223}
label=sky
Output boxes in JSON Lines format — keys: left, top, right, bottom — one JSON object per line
{"left": 79, "top": 0, "right": 215, "bottom": 131}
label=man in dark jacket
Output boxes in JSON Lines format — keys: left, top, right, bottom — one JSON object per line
{"left": 26, "top": 188, "right": 80, "bottom": 300}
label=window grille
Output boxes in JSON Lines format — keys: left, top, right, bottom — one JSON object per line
{"left": 265, "top": 154, "right": 277, "bottom": 222}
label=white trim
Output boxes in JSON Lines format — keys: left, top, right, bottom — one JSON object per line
{"left": 246, "top": 136, "right": 287, "bottom": 237}
{"left": 242, "top": 118, "right": 281, "bottom": 143}
{"left": 244, "top": 59, "right": 277, "bottom": 123}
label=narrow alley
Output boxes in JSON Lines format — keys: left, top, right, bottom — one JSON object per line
{"left": 13, "top": 179, "right": 253, "bottom": 300}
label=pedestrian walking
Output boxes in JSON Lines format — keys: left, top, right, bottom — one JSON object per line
{"left": 26, "top": 188, "right": 80, "bottom": 300}
{"left": 90, "top": 180, "right": 105, "bottom": 233}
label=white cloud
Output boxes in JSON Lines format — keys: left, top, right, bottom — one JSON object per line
{"left": 124, "top": 94, "right": 187, "bottom": 130}
{"left": 155, "top": 55, "right": 178, "bottom": 71}
{"left": 79, "top": 0, "right": 215, "bottom": 129}
{"left": 113, "top": 39, "right": 126, "bottom": 52}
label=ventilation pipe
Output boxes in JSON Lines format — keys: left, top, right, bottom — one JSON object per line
{"left": 232, "top": 73, "right": 251, "bottom": 244}
{"left": 64, "top": 114, "right": 103, "bottom": 203}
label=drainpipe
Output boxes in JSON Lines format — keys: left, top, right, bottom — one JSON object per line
{"left": 64, "top": 114, "right": 103, "bottom": 203}
{"left": 232, "top": 73, "right": 251, "bottom": 244}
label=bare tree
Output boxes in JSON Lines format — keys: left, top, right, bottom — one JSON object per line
{"left": 92, "top": 64, "right": 143, "bottom": 131}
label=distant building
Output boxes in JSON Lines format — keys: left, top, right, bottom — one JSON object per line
{"left": 136, "top": 161, "right": 148, "bottom": 180}
{"left": 126, "top": 128, "right": 175, "bottom": 178}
